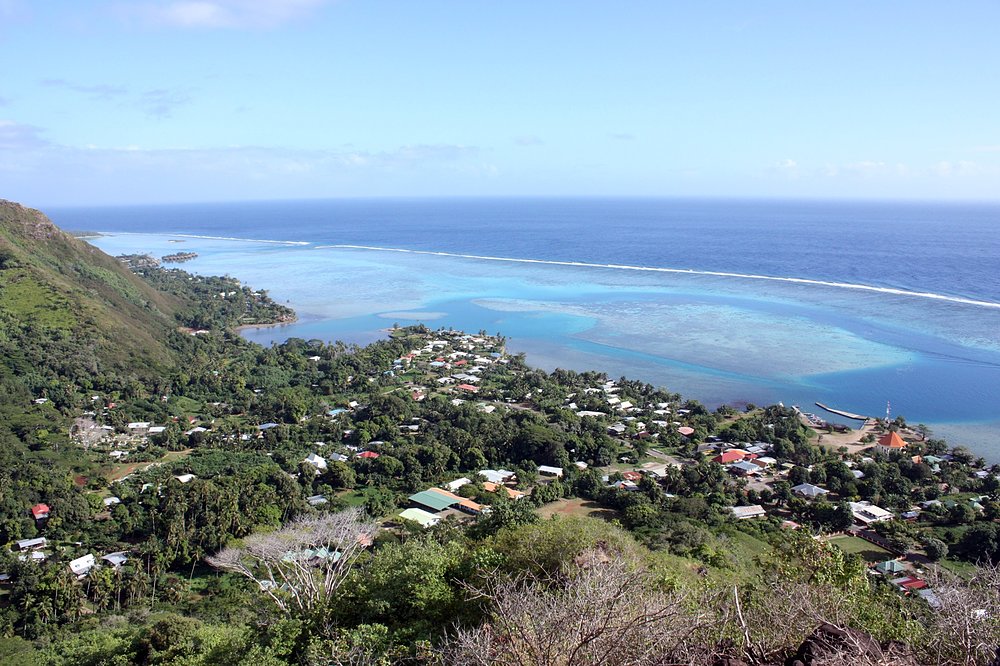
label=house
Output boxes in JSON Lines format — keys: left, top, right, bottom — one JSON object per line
{"left": 445, "top": 477, "right": 471, "bottom": 492}
{"left": 103, "top": 496, "right": 121, "bottom": 508}
{"left": 538, "top": 465, "right": 564, "bottom": 478}
{"left": 148, "top": 426, "right": 166, "bottom": 435}
{"left": 712, "top": 450, "right": 748, "bottom": 465}
{"left": 408, "top": 490, "right": 460, "bottom": 513}
{"left": 731, "top": 505, "right": 767, "bottom": 520}
{"left": 792, "top": 483, "right": 830, "bottom": 498}
{"left": 916, "top": 588, "right": 942, "bottom": 610}
{"left": 640, "top": 463, "right": 672, "bottom": 478}
{"left": 456, "top": 384, "right": 480, "bottom": 393}
{"left": 891, "top": 576, "right": 928, "bottom": 593}
{"left": 15, "top": 537, "right": 47, "bottom": 551}
{"left": 426, "top": 487, "right": 483, "bottom": 515}
{"left": 30, "top": 503, "right": 50, "bottom": 521}
{"left": 102, "top": 552, "right": 128, "bottom": 568}
{"left": 303, "top": 453, "right": 328, "bottom": 471}
{"left": 69, "top": 554, "right": 96, "bottom": 577}
{"left": 479, "top": 469, "right": 515, "bottom": 484}
{"left": 483, "top": 482, "right": 526, "bottom": 500}
{"left": 356, "top": 451, "right": 380, "bottom": 459}
{"left": 174, "top": 474, "right": 196, "bottom": 483}
{"left": 677, "top": 426, "right": 696, "bottom": 437}
{"left": 875, "top": 559, "right": 906, "bottom": 575}
{"left": 876, "top": 431, "right": 907, "bottom": 453}
{"left": 306, "top": 495, "right": 328, "bottom": 507}
{"left": 849, "top": 501, "right": 894, "bottom": 526}
{"left": 399, "top": 508, "right": 441, "bottom": 528}
{"left": 729, "top": 461, "right": 763, "bottom": 476}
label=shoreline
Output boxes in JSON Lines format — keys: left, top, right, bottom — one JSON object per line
{"left": 233, "top": 318, "right": 299, "bottom": 332}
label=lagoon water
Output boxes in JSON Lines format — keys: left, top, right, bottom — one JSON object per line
{"left": 50, "top": 198, "right": 1000, "bottom": 458}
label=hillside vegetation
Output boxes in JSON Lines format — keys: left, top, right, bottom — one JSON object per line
{"left": 0, "top": 201, "right": 997, "bottom": 666}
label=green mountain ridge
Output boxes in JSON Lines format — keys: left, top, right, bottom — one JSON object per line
{"left": 0, "top": 199, "right": 181, "bottom": 379}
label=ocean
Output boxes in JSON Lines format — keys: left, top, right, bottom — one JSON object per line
{"left": 48, "top": 198, "right": 1000, "bottom": 459}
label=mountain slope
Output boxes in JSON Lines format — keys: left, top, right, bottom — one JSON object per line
{"left": 0, "top": 199, "right": 183, "bottom": 380}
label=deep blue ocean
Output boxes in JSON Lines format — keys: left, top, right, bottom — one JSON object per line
{"left": 49, "top": 198, "right": 1000, "bottom": 458}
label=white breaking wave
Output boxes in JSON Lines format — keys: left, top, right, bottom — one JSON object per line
{"left": 170, "top": 234, "right": 310, "bottom": 246}
{"left": 317, "top": 244, "right": 1000, "bottom": 311}
{"left": 99, "top": 231, "right": 310, "bottom": 246}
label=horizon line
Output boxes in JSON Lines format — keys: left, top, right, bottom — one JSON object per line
{"left": 39, "top": 193, "right": 1000, "bottom": 210}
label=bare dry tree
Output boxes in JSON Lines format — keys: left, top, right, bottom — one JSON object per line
{"left": 206, "top": 508, "right": 377, "bottom": 616}
{"left": 440, "top": 550, "right": 718, "bottom": 666}
{"left": 917, "top": 564, "right": 1000, "bottom": 666}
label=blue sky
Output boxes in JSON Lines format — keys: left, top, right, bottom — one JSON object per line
{"left": 1, "top": 1, "right": 999, "bottom": 205}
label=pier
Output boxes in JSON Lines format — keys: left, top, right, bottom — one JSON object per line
{"left": 815, "top": 402, "right": 870, "bottom": 422}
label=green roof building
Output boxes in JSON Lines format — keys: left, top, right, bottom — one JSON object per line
{"left": 408, "top": 490, "right": 458, "bottom": 512}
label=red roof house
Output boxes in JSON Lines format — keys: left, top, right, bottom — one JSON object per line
{"left": 356, "top": 451, "right": 380, "bottom": 459}
{"left": 456, "top": 384, "right": 480, "bottom": 393}
{"left": 877, "top": 432, "right": 907, "bottom": 450}
{"left": 712, "top": 450, "right": 748, "bottom": 465}
{"left": 31, "top": 503, "right": 50, "bottom": 521}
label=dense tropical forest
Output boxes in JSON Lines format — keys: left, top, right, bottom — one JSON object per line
{"left": 0, "top": 200, "right": 998, "bottom": 665}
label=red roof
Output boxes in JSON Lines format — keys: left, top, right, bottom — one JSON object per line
{"left": 31, "top": 503, "right": 50, "bottom": 520}
{"left": 622, "top": 471, "right": 642, "bottom": 481}
{"left": 356, "top": 451, "right": 380, "bottom": 459}
{"left": 712, "top": 450, "right": 747, "bottom": 464}
{"left": 677, "top": 426, "right": 695, "bottom": 436}
{"left": 897, "top": 577, "right": 927, "bottom": 591}
{"left": 454, "top": 359, "right": 468, "bottom": 366}
{"left": 457, "top": 384, "right": 479, "bottom": 392}
{"left": 878, "top": 432, "right": 907, "bottom": 449}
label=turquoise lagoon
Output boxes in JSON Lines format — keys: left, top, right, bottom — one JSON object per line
{"left": 87, "top": 232, "right": 1000, "bottom": 458}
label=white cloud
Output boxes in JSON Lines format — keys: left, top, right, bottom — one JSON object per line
{"left": 971, "top": 145, "right": 1000, "bottom": 153}
{"left": 136, "top": 0, "right": 330, "bottom": 29}
{"left": 41, "top": 79, "right": 129, "bottom": 101}
{"left": 40, "top": 79, "right": 193, "bottom": 118}
{"left": 0, "top": 119, "right": 48, "bottom": 150}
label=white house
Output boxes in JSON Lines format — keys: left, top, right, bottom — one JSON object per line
{"left": 731, "top": 505, "right": 767, "bottom": 520}
{"left": 538, "top": 465, "right": 564, "bottom": 478}
{"left": 102, "top": 552, "right": 128, "bottom": 568}
{"left": 792, "top": 483, "right": 830, "bottom": 498}
{"left": 69, "top": 554, "right": 96, "bottom": 577}
{"left": 849, "top": 501, "right": 894, "bottom": 526}
{"left": 303, "top": 453, "right": 328, "bottom": 471}
{"left": 479, "top": 469, "right": 515, "bottom": 484}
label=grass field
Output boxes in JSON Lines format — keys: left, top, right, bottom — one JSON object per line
{"left": 537, "top": 498, "right": 619, "bottom": 521}
{"left": 827, "top": 534, "right": 893, "bottom": 561}
{"left": 939, "top": 558, "right": 978, "bottom": 579}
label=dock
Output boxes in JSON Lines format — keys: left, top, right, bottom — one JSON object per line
{"left": 815, "top": 402, "right": 869, "bottom": 421}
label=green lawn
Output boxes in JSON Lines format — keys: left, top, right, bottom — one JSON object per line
{"left": 827, "top": 534, "right": 893, "bottom": 561}
{"left": 938, "top": 558, "right": 978, "bottom": 579}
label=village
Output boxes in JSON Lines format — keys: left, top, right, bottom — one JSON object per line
{"left": 7, "top": 326, "right": 996, "bottom": 616}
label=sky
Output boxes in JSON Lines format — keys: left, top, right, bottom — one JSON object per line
{"left": 1, "top": 1, "right": 999, "bottom": 206}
